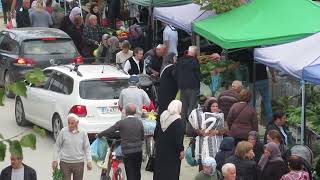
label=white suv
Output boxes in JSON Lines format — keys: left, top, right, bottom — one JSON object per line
{"left": 14, "top": 64, "right": 129, "bottom": 140}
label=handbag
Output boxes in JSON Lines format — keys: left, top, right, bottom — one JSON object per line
{"left": 145, "top": 147, "right": 156, "bottom": 172}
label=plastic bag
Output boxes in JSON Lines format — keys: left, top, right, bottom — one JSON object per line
{"left": 200, "top": 82, "right": 212, "bottom": 98}
{"left": 185, "top": 141, "right": 198, "bottom": 166}
{"left": 91, "top": 138, "right": 109, "bottom": 161}
{"left": 210, "top": 74, "right": 222, "bottom": 95}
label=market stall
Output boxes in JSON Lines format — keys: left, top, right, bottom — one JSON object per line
{"left": 128, "top": 0, "right": 191, "bottom": 7}
{"left": 255, "top": 32, "right": 320, "bottom": 145}
{"left": 153, "top": 3, "right": 215, "bottom": 34}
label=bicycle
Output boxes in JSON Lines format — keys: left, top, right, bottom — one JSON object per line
{"left": 99, "top": 138, "right": 125, "bottom": 180}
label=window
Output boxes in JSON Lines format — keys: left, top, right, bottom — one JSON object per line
{"left": 79, "top": 79, "right": 128, "bottom": 100}
{"left": 42, "top": 70, "right": 54, "bottom": 89}
{"left": 22, "top": 39, "right": 78, "bottom": 55}
{"left": 0, "top": 35, "right": 18, "bottom": 53}
{"left": 48, "top": 72, "right": 73, "bottom": 95}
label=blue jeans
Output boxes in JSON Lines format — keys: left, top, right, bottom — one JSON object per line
{"left": 250, "top": 80, "right": 273, "bottom": 122}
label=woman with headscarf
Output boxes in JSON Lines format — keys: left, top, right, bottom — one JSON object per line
{"left": 195, "top": 157, "right": 222, "bottom": 180}
{"left": 68, "top": 16, "right": 84, "bottom": 54}
{"left": 153, "top": 100, "right": 185, "bottom": 180}
{"left": 154, "top": 52, "right": 178, "bottom": 140}
{"left": 259, "top": 142, "right": 289, "bottom": 180}
{"left": 29, "top": 0, "right": 53, "bottom": 27}
{"left": 59, "top": 7, "right": 82, "bottom": 34}
{"left": 248, "top": 131, "right": 264, "bottom": 163}
{"left": 85, "top": 3, "right": 101, "bottom": 25}
{"left": 215, "top": 137, "right": 235, "bottom": 172}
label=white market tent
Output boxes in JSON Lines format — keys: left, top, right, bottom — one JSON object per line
{"left": 254, "top": 32, "right": 320, "bottom": 144}
{"left": 153, "top": 3, "right": 215, "bottom": 34}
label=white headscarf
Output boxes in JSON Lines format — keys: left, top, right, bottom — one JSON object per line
{"left": 160, "top": 100, "right": 182, "bottom": 131}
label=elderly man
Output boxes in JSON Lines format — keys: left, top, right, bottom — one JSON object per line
{"left": 222, "top": 163, "right": 236, "bottom": 180}
{"left": 123, "top": 47, "right": 145, "bottom": 75}
{"left": 83, "top": 14, "right": 107, "bottom": 60}
{"left": 0, "top": 154, "right": 37, "bottom": 180}
{"left": 218, "top": 80, "right": 243, "bottom": 118}
{"left": 98, "top": 103, "right": 144, "bottom": 180}
{"left": 52, "top": 114, "right": 92, "bottom": 180}
{"left": 118, "top": 75, "right": 150, "bottom": 118}
{"left": 144, "top": 44, "right": 166, "bottom": 77}
{"left": 176, "top": 46, "right": 201, "bottom": 131}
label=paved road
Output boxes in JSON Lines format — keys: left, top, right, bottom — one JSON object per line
{"left": 0, "top": 98, "right": 197, "bottom": 179}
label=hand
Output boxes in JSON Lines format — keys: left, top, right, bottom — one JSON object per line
{"left": 179, "top": 151, "right": 185, "bottom": 160}
{"left": 52, "top": 161, "right": 58, "bottom": 170}
{"left": 206, "top": 130, "right": 219, "bottom": 136}
{"left": 209, "top": 53, "right": 221, "bottom": 61}
{"left": 87, "top": 161, "right": 93, "bottom": 170}
{"left": 94, "top": 41, "right": 100, "bottom": 46}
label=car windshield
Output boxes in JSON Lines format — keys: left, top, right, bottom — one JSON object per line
{"left": 79, "top": 79, "right": 129, "bottom": 100}
{"left": 22, "top": 39, "right": 77, "bottom": 55}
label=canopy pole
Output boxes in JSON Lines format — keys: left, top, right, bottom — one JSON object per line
{"left": 300, "top": 80, "right": 306, "bottom": 145}
{"left": 191, "top": 32, "right": 196, "bottom": 46}
{"left": 79, "top": 0, "right": 83, "bottom": 17}
{"left": 196, "top": 35, "right": 200, "bottom": 55}
{"left": 64, "top": 0, "right": 67, "bottom": 15}
{"left": 253, "top": 60, "right": 256, "bottom": 107}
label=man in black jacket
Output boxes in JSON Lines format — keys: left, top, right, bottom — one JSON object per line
{"left": 144, "top": 44, "right": 166, "bottom": 77}
{"left": 15, "top": 0, "right": 31, "bottom": 28}
{"left": 176, "top": 46, "right": 201, "bottom": 129}
{"left": 98, "top": 103, "right": 144, "bottom": 180}
{"left": 0, "top": 154, "right": 37, "bottom": 180}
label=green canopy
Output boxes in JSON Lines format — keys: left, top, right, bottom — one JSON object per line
{"left": 193, "top": 0, "right": 320, "bottom": 49}
{"left": 128, "top": 0, "right": 192, "bottom": 7}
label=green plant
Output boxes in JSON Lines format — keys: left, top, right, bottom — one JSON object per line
{"left": 193, "top": 0, "right": 243, "bottom": 14}
{"left": 53, "top": 168, "right": 63, "bottom": 180}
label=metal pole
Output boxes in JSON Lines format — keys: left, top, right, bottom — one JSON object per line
{"left": 196, "top": 35, "right": 200, "bottom": 55}
{"left": 79, "top": 0, "right": 83, "bottom": 17}
{"left": 300, "top": 80, "right": 305, "bottom": 145}
{"left": 253, "top": 60, "right": 256, "bottom": 107}
{"left": 64, "top": 0, "right": 67, "bottom": 15}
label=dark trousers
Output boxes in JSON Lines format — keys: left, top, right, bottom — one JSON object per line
{"left": 1, "top": 0, "right": 8, "bottom": 24}
{"left": 180, "top": 88, "right": 199, "bottom": 129}
{"left": 123, "top": 151, "right": 142, "bottom": 180}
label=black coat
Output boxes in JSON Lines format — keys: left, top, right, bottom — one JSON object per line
{"left": 264, "top": 122, "right": 293, "bottom": 145}
{"left": 226, "top": 156, "right": 261, "bottom": 180}
{"left": 260, "top": 161, "right": 288, "bottom": 180}
{"left": 68, "top": 25, "right": 84, "bottom": 54}
{"left": 215, "top": 137, "right": 235, "bottom": 172}
{"left": 0, "top": 164, "right": 37, "bottom": 180}
{"left": 16, "top": 8, "right": 31, "bottom": 28}
{"left": 153, "top": 119, "right": 184, "bottom": 180}
{"left": 253, "top": 141, "right": 264, "bottom": 163}
{"left": 175, "top": 55, "right": 200, "bottom": 90}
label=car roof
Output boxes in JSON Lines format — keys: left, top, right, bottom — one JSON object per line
{"left": 3, "top": 28, "right": 71, "bottom": 42}
{"left": 46, "top": 64, "right": 130, "bottom": 81}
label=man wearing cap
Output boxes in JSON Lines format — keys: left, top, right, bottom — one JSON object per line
{"left": 195, "top": 157, "right": 222, "bottom": 180}
{"left": 118, "top": 75, "right": 150, "bottom": 119}
{"left": 143, "top": 44, "right": 166, "bottom": 77}
{"left": 52, "top": 114, "right": 92, "bottom": 180}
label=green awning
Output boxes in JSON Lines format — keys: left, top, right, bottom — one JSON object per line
{"left": 128, "top": 0, "right": 192, "bottom": 7}
{"left": 193, "top": 0, "right": 320, "bottom": 49}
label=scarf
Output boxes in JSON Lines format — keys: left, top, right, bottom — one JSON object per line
{"left": 258, "top": 142, "right": 283, "bottom": 170}
{"left": 69, "top": 7, "right": 81, "bottom": 24}
{"left": 160, "top": 110, "right": 180, "bottom": 132}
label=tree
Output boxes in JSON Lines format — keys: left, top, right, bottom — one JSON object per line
{"left": 0, "top": 68, "right": 45, "bottom": 160}
{"left": 193, "top": 0, "right": 245, "bottom": 14}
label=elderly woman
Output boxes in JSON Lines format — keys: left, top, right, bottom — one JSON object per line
{"left": 60, "top": 7, "right": 82, "bottom": 34}
{"left": 29, "top": 0, "right": 53, "bottom": 27}
{"left": 259, "top": 142, "right": 288, "bottom": 180}
{"left": 153, "top": 100, "right": 185, "bottom": 180}
{"left": 95, "top": 35, "right": 119, "bottom": 63}
{"left": 248, "top": 131, "right": 264, "bottom": 163}
{"left": 226, "top": 141, "right": 260, "bottom": 180}
{"left": 83, "top": 14, "right": 107, "bottom": 60}
{"left": 195, "top": 157, "right": 222, "bottom": 180}
{"left": 116, "top": 40, "right": 133, "bottom": 67}
{"left": 281, "top": 155, "right": 310, "bottom": 180}
{"left": 227, "top": 89, "right": 258, "bottom": 144}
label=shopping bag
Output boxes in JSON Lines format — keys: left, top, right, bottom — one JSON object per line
{"left": 91, "top": 138, "right": 109, "bottom": 161}
{"left": 145, "top": 147, "right": 156, "bottom": 172}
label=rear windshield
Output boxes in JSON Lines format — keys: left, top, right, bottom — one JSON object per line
{"left": 22, "top": 39, "right": 78, "bottom": 55}
{"left": 79, "top": 79, "right": 129, "bottom": 100}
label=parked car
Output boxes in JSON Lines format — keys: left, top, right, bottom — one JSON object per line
{"left": 0, "top": 27, "right": 82, "bottom": 97}
{"left": 15, "top": 64, "right": 129, "bottom": 140}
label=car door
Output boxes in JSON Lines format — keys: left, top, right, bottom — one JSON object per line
{"left": 24, "top": 69, "right": 54, "bottom": 126}
{"left": 0, "top": 33, "right": 19, "bottom": 85}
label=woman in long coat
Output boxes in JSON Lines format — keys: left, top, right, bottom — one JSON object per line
{"left": 154, "top": 52, "right": 178, "bottom": 140}
{"left": 153, "top": 100, "right": 185, "bottom": 180}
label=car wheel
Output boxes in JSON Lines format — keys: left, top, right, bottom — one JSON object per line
{"left": 52, "top": 115, "right": 63, "bottom": 141}
{"left": 4, "top": 71, "right": 15, "bottom": 98}
{"left": 15, "top": 97, "right": 29, "bottom": 126}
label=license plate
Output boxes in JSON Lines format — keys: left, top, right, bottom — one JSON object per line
{"left": 100, "top": 107, "right": 118, "bottom": 114}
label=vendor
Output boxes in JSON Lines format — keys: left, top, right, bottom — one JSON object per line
{"left": 144, "top": 44, "right": 166, "bottom": 77}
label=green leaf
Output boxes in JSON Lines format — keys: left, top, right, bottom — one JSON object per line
{"left": 33, "top": 126, "right": 46, "bottom": 137}
{"left": 9, "top": 140, "right": 23, "bottom": 158}
{"left": 0, "top": 88, "right": 5, "bottom": 106}
{"left": 0, "top": 142, "right": 6, "bottom": 161}
{"left": 20, "top": 134, "right": 36, "bottom": 150}
{"left": 25, "top": 68, "right": 45, "bottom": 86}
{"left": 9, "top": 81, "right": 27, "bottom": 97}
